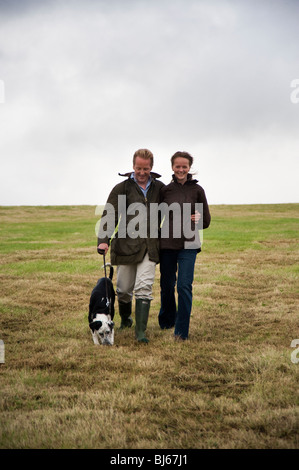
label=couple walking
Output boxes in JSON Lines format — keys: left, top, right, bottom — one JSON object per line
{"left": 97, "top": 148, "right": 211, "bottom": 343}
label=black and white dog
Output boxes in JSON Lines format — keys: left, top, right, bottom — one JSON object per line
{"left": 88, "top": 264, "right": 115, "bottom": 346}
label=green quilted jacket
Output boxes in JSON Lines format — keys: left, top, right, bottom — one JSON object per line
{"left": 97, "top": 172, "right": 164, "bottom": 265}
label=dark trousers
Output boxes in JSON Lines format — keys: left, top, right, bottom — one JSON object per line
{"left": 158, "top": 249, "right": 197, "bottom": 339}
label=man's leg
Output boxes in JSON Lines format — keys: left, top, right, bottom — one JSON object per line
{"left": 116, "top": 264, "right": 136, "bottom": 328}
{"left": 134, "top": 253, "right": 156, "bottom": 342}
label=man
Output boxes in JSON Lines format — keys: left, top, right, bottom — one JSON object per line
{"left": 97, "top": 149, "right": 164, "bottom": 343}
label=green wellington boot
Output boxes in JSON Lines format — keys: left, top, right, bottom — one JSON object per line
{"left": 118, "top": 301, "right": 133, "bottom": 329}
{"left": 135, "top": 298, "right": 150, "bottom": 343}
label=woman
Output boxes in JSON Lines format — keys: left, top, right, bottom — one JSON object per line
{"left": 158, "top": 151, "right": 211, "bottom": 340}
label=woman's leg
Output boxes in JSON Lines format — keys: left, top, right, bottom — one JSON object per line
{"left": 175, "top": 249, "right": 197, "bottom": 339}
{"left": 158, "top": 250, "right": 178, "bottom": 329}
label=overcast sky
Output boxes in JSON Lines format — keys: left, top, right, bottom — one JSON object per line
{"left": 0, "top": 0, "right": 298, "bottom": 206}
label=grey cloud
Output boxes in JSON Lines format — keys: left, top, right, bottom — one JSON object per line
{"left": 0, "top": 0, "right": 298, "bottom": 205}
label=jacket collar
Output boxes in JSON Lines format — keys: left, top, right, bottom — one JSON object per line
{"left": 118, "top": 171, "right": 162, "bottom": 179}
{"left": 172, "top": 173, "right": 198, "bottom": 184}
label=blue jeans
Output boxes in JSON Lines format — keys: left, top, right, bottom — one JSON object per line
{"left": 158, "top": 249, "right": 197, "bottom": 339}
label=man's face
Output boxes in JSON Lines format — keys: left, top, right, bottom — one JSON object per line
{"left": 133, "top": 156, "right": 152, "bottom": 187}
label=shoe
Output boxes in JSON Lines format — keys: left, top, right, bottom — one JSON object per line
{"left": 174, "top": 335, "right": 187, "bottom": 341}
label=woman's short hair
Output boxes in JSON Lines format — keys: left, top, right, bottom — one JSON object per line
{"left": 171, "top": 151, "right": 193, "bottom": 167}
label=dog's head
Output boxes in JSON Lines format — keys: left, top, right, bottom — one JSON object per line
{"left": 89, "top": 313, "right": 114, "bottom": 346}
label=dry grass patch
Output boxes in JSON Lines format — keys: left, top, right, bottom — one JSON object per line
{"left": 0, "top": 204, "right": 298, "bottom": 449}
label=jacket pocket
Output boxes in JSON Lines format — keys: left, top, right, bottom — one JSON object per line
{"left": 113, "top": 236, "right": 143, "bottom": 256}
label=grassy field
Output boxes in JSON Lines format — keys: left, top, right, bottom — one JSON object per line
{"left": 0, "top": 204, "right": 298, "bottom": 449}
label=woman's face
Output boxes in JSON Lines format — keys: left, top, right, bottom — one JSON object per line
{"left": 172, "top": 157, "right": 190, "bottom": 184}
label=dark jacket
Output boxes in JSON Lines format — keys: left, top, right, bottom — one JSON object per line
{"left": 97, "top": 172, "right": 164, "bottom": 265}
{"left": 159, "top": 174, "right": 211, "bottom": 251}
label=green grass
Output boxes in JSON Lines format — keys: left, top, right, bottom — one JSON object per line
{"left": 0, "top": 204, "right": 298, "bottom": 449}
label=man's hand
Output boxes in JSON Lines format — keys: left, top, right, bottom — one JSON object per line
{"left": 97, "top": 243, "right": 109, "bottom": 255}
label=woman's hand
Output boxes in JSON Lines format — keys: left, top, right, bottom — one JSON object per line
{"left": 191, "top": 211, "right": 201, "bottom": 224}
